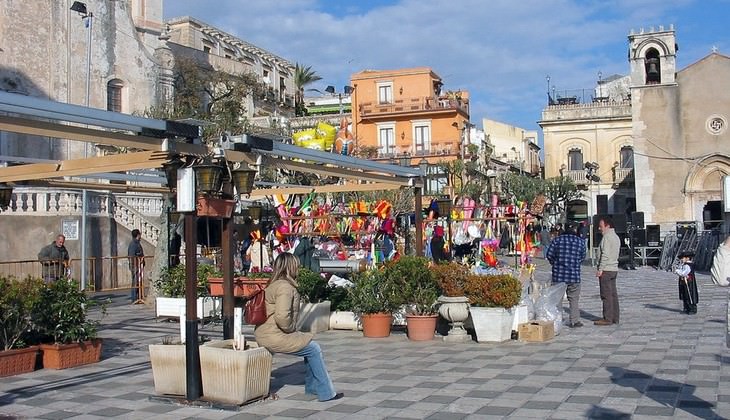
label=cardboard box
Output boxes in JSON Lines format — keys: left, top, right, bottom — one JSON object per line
{"left": 518, "top": 321, "right": 555, "bottom": 342}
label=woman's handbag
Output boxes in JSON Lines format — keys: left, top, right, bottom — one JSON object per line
{"left": 244, "top": 287, "right": 268, "bottom": 325}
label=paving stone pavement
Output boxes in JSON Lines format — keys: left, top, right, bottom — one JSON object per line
{"left": 1, "top": 261, "right": 729, "bottom": 419}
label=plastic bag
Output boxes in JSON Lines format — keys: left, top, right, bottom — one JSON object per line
{"left": 534, "top": 282, "right": 567, "bottom": 335}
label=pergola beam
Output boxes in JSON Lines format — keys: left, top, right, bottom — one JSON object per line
{"left": 249, "top": 182, "right": 402, "bottom": 198}
{"left": 0, "top": 151, "right": 170, "bottom": 182}
{"left": 265, "top": 157, "right": 417, "bottom": 186}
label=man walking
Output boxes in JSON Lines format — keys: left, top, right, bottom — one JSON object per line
{"left": 38, "top": 234, "right": 70, "bottom": 283}
{"left": 127, "top": 229, "right": 145, "bottom": 303}
{"left": 595, "top": 216, "right": 621, "bottom": 325}
{"left": 546, "top": 222, "right": 586, "bottom": 328}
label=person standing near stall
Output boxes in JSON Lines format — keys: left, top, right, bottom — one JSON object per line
{"left": 127, "top": 229, "right": 145, "bottom": 303}
{"left": 595, "top": 216, "right": 620, "bottom": 325}
{"left": 38, "top": 234, "right": 70, "bottom": 283}
{"left": 674, "top": 251, "right": 699, "bottom": 314}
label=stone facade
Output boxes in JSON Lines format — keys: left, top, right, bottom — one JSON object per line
{"left": 0, "top": 0, "right": 167, "bottom": 160}
{"left": 483, "top": 119, "right": 540, "bottom": 176}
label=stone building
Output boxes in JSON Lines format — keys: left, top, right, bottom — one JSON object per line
{"left": 483, "top": 119, "right": 541, "bottom": 177}
{"left": 540, "top": 26, "right": 730, "bottom": 231}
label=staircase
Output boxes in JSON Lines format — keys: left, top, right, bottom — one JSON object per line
{"left": 112, "top": 197, "right": 161, "bottom": 246}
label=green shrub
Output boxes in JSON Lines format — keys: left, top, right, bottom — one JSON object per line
{"left": 384, "top": 256, "right": 438, "bottom": 315}
{"left": 154, "top": 263, "right": 220, "bottom": 298}
{"left": 431, "top": 262, "right": 469, "bottom": 297}
{"left": 31, "top": 279, "right": 107, "bottom": 344}
{"left": 0, "top": 276, "right": 44, "bottom": 350}
{"left": 296, "top": 268, "right": 329, "bottom": 303}
{"left": 464, "top": 274, "right": 521, "bottom": 308}
{"left": 348, "top": 268, "right": 401, "bottom": 315}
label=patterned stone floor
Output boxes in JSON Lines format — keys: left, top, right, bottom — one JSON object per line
{"left": 1, "top": 260, "right": 729, "bottom": 419}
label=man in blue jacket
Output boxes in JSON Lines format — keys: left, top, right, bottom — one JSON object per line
{"left": 546, "top": 223, "right": 586, "bottom": 328}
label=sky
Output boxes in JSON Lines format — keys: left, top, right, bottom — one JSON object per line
{"left": 164, "top": 0, "right": 729, "bottom": 135}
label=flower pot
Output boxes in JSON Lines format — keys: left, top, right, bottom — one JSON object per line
{"left": 197, "top": 196, "right": 236, "bottom": 218}
{"left": 208, "top": 277, "right": 269, "bottom": 298}
{"left": 329, "top": 311, "right": 362, "bottom": 331}
{"left": 149, "top": 343, "right": 186, "bottom": 396}
{"left": 437, "top": 295, "right": 471, "bottom": 342}
{"left": 155, "top": 296, "right": 218, "bottom": 319}
{"left": 470, "top": 307, "right": 515, "bottom": 343}
{"left": 361, "top": 313, "right": 393, "bottom": 338}
{"left": 40, "top": 340, "right": 102, "bottom": 369}
{"left": 0, "top": 346, "right": 39, "bottom": 377}
{"left": 297, "top": 301, "right": 331, "bottom": 333}
{"left": 199, "top": 340, "right": 273, "bottom": 405}
{"left": 406, "top": 314, "right": 438, "bottom": 341}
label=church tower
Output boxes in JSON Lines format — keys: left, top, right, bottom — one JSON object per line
{"left": 628, "top": 25, "right": 678, "bottom": 87}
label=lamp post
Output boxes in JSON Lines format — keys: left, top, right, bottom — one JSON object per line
{"left": 70, "top": 1, "right": 93, "bottom": 291}
{"left": 584, "top": 161, "right": 600, "bottom": 266}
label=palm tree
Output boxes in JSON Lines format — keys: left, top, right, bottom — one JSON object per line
{"left": 294, "top": 63, "right": 322, "bottom": 116}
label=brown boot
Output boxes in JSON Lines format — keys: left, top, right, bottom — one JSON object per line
{"left": 594, "top": 319, "right": 613, "bottom": 326}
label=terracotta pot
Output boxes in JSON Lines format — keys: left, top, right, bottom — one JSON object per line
{"left": 406, "top": 314, "right": 438, "bottom": 341}
{"left": 361, "top": 313, "right": 392, "bottom": 338}
{"left": 196, "top": 196, "right": 236, "bottom": 218}
{"left": 208, "top": 277, "right": 269, "bottom": 298}
{"left": 0, "top": 346, "right": 39, "bottom": 377}
{"left": 40, "top": 339, "right": 102, "bottom": 369}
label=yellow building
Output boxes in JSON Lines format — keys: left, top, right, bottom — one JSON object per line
{"left": 350, "top": 67, "right": 470, "bottom": 169}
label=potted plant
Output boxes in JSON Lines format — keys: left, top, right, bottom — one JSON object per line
{"left": 464, "top": 274, "right": 522, "bottom": 343}
{"left": 431, "top": 262, "right": 471, "bottom": 342}
{"left": 386, "top": 256, "right": 439, "bottom": 341}
{"left": 295, "top": 268, "right": 332, "bottom": 333}
{"left": 208, "top": 268, "right": 272, "bottom": 298}
{"left": 153, "top": 263, "right": 220, "bottom": 318}
{"left": 0, "top": 276, "right": 43, "bottom": 377}
{"left": 32, "top": 279, "right": 106, "bottom": 369}
{"left": 348, "top": 268, "right": 401, "bottom": 338}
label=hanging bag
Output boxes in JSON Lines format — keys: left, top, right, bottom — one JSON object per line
{"left": 244, "top": 287, "right": 268, "bottom": 325}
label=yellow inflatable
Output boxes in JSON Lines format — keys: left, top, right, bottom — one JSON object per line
{"left": 292, "top": 122, "right": 338, "bottom": 151}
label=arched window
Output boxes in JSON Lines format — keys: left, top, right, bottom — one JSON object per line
{"left": 568, "top": 148, "right": 583, "bottom": 171}
{"left": 645, "top": 48, "right": 660, "bottom": 84}
{"left": 106, "top": 79, "right": 124, "bottom": 112}
{"left": 619, "top": 146, "right": 634, "bottom": 168}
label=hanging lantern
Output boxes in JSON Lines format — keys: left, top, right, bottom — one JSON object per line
{"left": 0, "top": 184, "right": 13, "bottom": 210}
{"left": 247, "top": 204, "right": 262, "bottom": 220}
{"left": 161, "top": 158, "right": 184, "bottom": 191}
{"left": 231, "top": 168, "right": 257, "bottom": 196}
{"left": 194, "top": 164, "right": 225, "bottom": 195}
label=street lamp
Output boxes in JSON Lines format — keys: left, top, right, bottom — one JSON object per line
{"left": 325, "top": 85, "right": 353, "bottom": 115}
{"left": 584, "top": 161, "right": 600, "bottom": 265}
{"left": 419, "top": 158, "right": 430, "bottom": 195}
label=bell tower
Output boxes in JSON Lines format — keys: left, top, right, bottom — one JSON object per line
{"left": 628, "top": 25, "right": 678, "bottom": 87}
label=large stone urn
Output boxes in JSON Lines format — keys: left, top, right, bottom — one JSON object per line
{"left": 437, "top": 296, "right": 470, "bottom": 342}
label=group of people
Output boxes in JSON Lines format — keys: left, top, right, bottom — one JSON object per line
{"left": 37, "top": 230, "right": 145, "bottom": 304}
{"left": 546, "top": 216, "right": 701, "bottom": 328}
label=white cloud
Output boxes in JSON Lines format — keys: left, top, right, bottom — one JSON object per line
{"left": 164, "top": 0, "right": 706, "bottom": 130}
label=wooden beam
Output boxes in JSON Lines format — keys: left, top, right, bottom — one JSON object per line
{"left": 0, "top": 151, "right": 170, "bottom": 182}
{"left": 223, "top": 149, "right": 257, "bottom": 165}
{"left": 28, "top": 179, "right": 170, "bottom": 194}
{"left": 264, "top": 157, "right": 413, "bottom": 186}
{"left": 0, "top": 115, "right": 208, "bottom": 156}
{"left": 249, "top": 182, "right": 402, "bottom": 198}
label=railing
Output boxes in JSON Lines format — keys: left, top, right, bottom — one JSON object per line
{"left": 114, "top": 193, "right": 164, "bottom": 218}
{"left": 613, "top": 167, "right": 635, "bottom": 184}
{"left": 113, "top": 198, "right": 161, "bottom": 246}
{"left": 359, "top": 96, "right": 469, "bottom": 116}
{"left": 0, "top": 255, "right": 154, "bottom": 292}
{"left": 563, "top": 170, "right": 588, "bottom": 185}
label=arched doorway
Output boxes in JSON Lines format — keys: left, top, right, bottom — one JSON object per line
{"left": 685, "top": 154, "right": 730, "bottom": 231}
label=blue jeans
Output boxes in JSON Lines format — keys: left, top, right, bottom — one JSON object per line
{"left": 290, "top": 341, "right": 336, "bottom": 401}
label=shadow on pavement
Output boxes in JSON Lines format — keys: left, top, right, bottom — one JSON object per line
{"left": 270, "top": 360, "right": 306, "bottom": 395}
{"left": 644, "top": 303, "right": 684, "bottom": 314}
{"left": 585, "top": 405, "right": 631, "bottom": 419}
{"left": 578, "top": 309, "right": 602, "bottom": 321}
{"left": 606, "top": 367, "right": 723, "bottom": 419}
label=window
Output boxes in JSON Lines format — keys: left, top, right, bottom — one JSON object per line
{"left": 106, "top": 79, "right": 123, "bottom": 112}
{"left": 377, "top": 82, "right": 393, "bottom": 104}
{"left": 568, "top": 149, "right": 583, "bottom": 171}
{"left": 619, "top": 146, "right": 634, "bottom": 168}
{"left": 412, "top": 121, "right": 431, "bottom": 154}
{"left": 202, "top": 41, "right": 213, "bottom": 53}
{"left": 377, "top": 124, "right": 395, "bottom": 155}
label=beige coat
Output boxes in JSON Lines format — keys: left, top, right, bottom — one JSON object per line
{"left": 253, "top": 277, "right": 312, "bottom": 353}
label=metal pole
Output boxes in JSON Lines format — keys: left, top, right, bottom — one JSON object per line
{"left": 184, "top": 214, "right": 202, "bottom": 400}
{"left": 222, "top": 216, "right": 234, "bottom": 339}
{"left": 80, "top": 12, "right": 92, "bottom": 291}
{"left": 415, "top": 187, "right": 423, "bottom": 256}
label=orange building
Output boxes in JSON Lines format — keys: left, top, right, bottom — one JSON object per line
{"left": 351, "top": 67, "right": 470, "bottom": 168}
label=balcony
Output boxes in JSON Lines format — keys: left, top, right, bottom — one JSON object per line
{"left": 613, "top": 167, "right": 635, "bottom": 185}
{"left": 359, "top": 96, "right": 469, "bottom": 118}
{"left": 563, "top": 170, "right": 588, "bottom": 186}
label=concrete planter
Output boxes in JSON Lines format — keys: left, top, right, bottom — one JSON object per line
{"left": 470, "top": 307, "right": 515, "bottom": 343}
{"left": 437, "top": 296, "right": 470, "bottom": 342}
{"left": 199, "top": 340, "right": 273, "bottom": 405}
{"left": 155, "top": 297, "right": 217, "bottom": 319}
{"left": 329, "top": 311, "right": 362, "bottom": 330}
{"left": 297, "top": 301, "right": 331, "bottom": 333}
{"left": 148, "top": 344, "right": 186, "bottom": 396}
